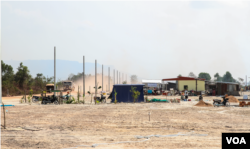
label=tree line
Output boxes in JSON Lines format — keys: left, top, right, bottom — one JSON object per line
{"left": 1, "top": 60, "right": 54, "bottom": 96}
{"left": 183, "top": 71, "right": 245, "bottom": 86}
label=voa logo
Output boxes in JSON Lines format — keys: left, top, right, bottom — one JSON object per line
{"left": 226, "top": 137, "right": 246, "bottom": 144}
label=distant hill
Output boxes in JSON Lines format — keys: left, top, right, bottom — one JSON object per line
{"left": 3, "top": 60, "right": 114, "bottom": 81}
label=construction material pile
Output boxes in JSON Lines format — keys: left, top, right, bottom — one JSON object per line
{"left": 194, "top": 100, "right": 213, "bottom": 107}
{"left": 239, "top": 101, "right": 250, "bottom": 107}
{"left": 223, "top": 95, "right": 239, "bottom": 103}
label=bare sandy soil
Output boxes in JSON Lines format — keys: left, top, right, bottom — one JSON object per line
{"left": 1, "top": 92, "right": 250, "bottom": 149}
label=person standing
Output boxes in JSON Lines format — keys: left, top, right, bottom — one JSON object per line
{"left": 184, "top": 89, "right": 188, "bottom": 101}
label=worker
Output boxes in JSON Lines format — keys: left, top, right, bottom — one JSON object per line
{"left": 212, "top": 89, "right": 216, "bottom": 96}
{"left": 184, "top": 89, "right": 188, "bottom": 101}
{"left": 65, "top": 92, "right": 70, "bottom": 100}
{"left": 181, "top": 92, "right": 185, "bottom": 101}
{"left": 199, "top": 91, "right": 203, "bottom": 101}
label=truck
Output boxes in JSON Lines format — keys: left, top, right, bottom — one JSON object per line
{"left": 62, "top": 80, "right": 75, "bottom": 91}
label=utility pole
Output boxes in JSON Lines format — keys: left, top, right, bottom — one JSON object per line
{"left": 108, "top": 67, "right": 110, "bottom": 92}
{"left": 83, "top": 56, "right": 85, "bottom": 96}
{"left": 102, "top": 64, "right": 103, "bottom": 91}
{"left": 54, "top": 46, "right": 56, "bottom": 96}
{"left": 95, "top": 60, "right": 97, "bottom": 103}
{"left": 246, "top": 75, "right": 247, "bottom": 87}
{"left": 0, "top": 30, "right": 2, "bottom": 103}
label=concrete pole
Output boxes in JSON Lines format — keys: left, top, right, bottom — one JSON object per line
{"left": 95, "top": 60, "right": 97, "bottom": 99}
{"left": 83, "top": 56, "right": 85, "bottom": 96}
{"left": 108, "top": 67, "right": 110, "bottom": 92}
{"left": 117, "top": 70, "right": 118, "bottom": 84}
{"left": 0, "top": 55, "right": 1, "bottom": 103}
{"left": 54, "top": 46, "right": 56, "bottom": 96}
{"left": 102, "top": 65, "right": 103, "bottom": 91}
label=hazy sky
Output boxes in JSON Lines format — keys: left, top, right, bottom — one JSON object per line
{"left": 1, "top": 0, "right": 250, "bottom": 81}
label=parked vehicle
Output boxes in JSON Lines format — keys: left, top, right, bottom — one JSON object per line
{"left": 94, "top": 94, "right": 106, "bottom": 103}
{"left": 42, "top": 95, "right": 59, "bottom": 104}
{"left": 213, "top": 96, "right": 230, "bottom": 107}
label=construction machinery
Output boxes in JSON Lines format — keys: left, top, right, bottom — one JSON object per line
{"left": 62, "top": 80, "right": 75, "bottom": 91}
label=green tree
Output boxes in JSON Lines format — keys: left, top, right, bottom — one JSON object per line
{"left": 1, "top": 60, "right": 15, "bottom": 91}
{"left": 198, "top": 72, "right": 211, "bottom": 80}
{"left": 178, "top": 74, "right": 182, "bottom": 77}
{"left": 214, "top": 73, "right": 222, "bottom": 81}
{"left": 130, "top": 86, "right": 141, "bottom": 103}
{"left": 222, "top": 71, "right": 234, "bottom": 82}
{"left": 34, "top": 73, "right": 47, "bottom": 90}
{"left": 14, "top": 62, "right": 31, "bottom": 89}
{"left": 122, "top": 81, "right": 127, "bottom": 84}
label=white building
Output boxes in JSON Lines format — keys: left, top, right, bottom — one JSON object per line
{"left": 142, "top": 80, "right": 168, "bottom": 90}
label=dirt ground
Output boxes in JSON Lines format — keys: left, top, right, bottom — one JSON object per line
{"left": 1, "top": 92, "right": 250, "bottom": 149}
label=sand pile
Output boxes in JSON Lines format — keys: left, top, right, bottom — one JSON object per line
{"left": 223, "top": 95, "right": 239, "bottom": 103}
{"left": 194, "top": 100, "right": 213, "bottom": 107}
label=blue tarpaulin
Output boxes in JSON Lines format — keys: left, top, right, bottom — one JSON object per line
{"left": 111, "top": 84, "right": 145, "bottom": 103}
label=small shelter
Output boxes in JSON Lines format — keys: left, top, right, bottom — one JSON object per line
{"left": 206, "top": 81, "right": 240, "bottom": 96}
{"left": 110, "top": 84, "right": 144, "bottom": 103}
{"left": 162, "top": 76, "right": 205, "bottom": 92}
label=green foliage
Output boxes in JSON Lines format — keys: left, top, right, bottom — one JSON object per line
{"left": 1, "top": 60, "right": 54, "bottom": 96}
{"left": 94, "top": 86, "right": 102, "bottom": 89}
{"left": 27, "top": 95, "right": 32, "bottom": 104}
{"left": 114, "top": 89, "right": 117, "bottom": 104}
{"left": 198, "top": 72, "right": 211, "bottom": 80}
{"left": 96, "top": 100, "right": 100, "bottom": 104}
{"left": 122, "top": 81, "right": 127, "bottom": 84}
{"left": 178, "top": 74, "right": 182, "bottom": 77}
{"left": 214, "top": 73, "right": 222, "bottom": 81}
{"left": 20, "top": 96, "right": 24, "bottom": 103}
{"left": 222, "top": 71, "right": 235, "bottom": 82}
{"left": 214, "top": 71, "right": 237, "bottom": 82}
{"left": 29, "top": 89, "right": 33, "bottom": 96}
{"left": 87, "top": 91, "right": 91, "bottom": 95}
{"left": 1, "top": 60, "right": 15, "bottom": 91}
{"left": 15, "top": 62, "right": 32, "bottom": 88}
{"left": 65, "top": 96, "right": 75, "bottom": 104}
{"left": 130, "top": 86, "right": 140, "bottom": 103}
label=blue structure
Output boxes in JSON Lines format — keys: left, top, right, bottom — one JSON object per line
{"left": 110, "top": 84, "right": 145, "bottom": 103}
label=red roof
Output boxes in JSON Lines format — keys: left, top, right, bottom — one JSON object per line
{"left": 162, "top": 76, "right": 206, "bottom": 81}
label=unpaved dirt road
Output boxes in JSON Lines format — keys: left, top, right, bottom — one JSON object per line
{"left": 1, "top": 93, "right": 250, "bottom": 149}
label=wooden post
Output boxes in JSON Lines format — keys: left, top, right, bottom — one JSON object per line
{"left": 2, "top": 103, "right": 6, "bottom": 129}
{"left": 149, "top": 112, "right": 151, "bottom": 122}
{"left": 60, "top": 91, "right": 63, "bottom": 105}
{"left": 24, "top": 89, "right": 26, "bottom": 103}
